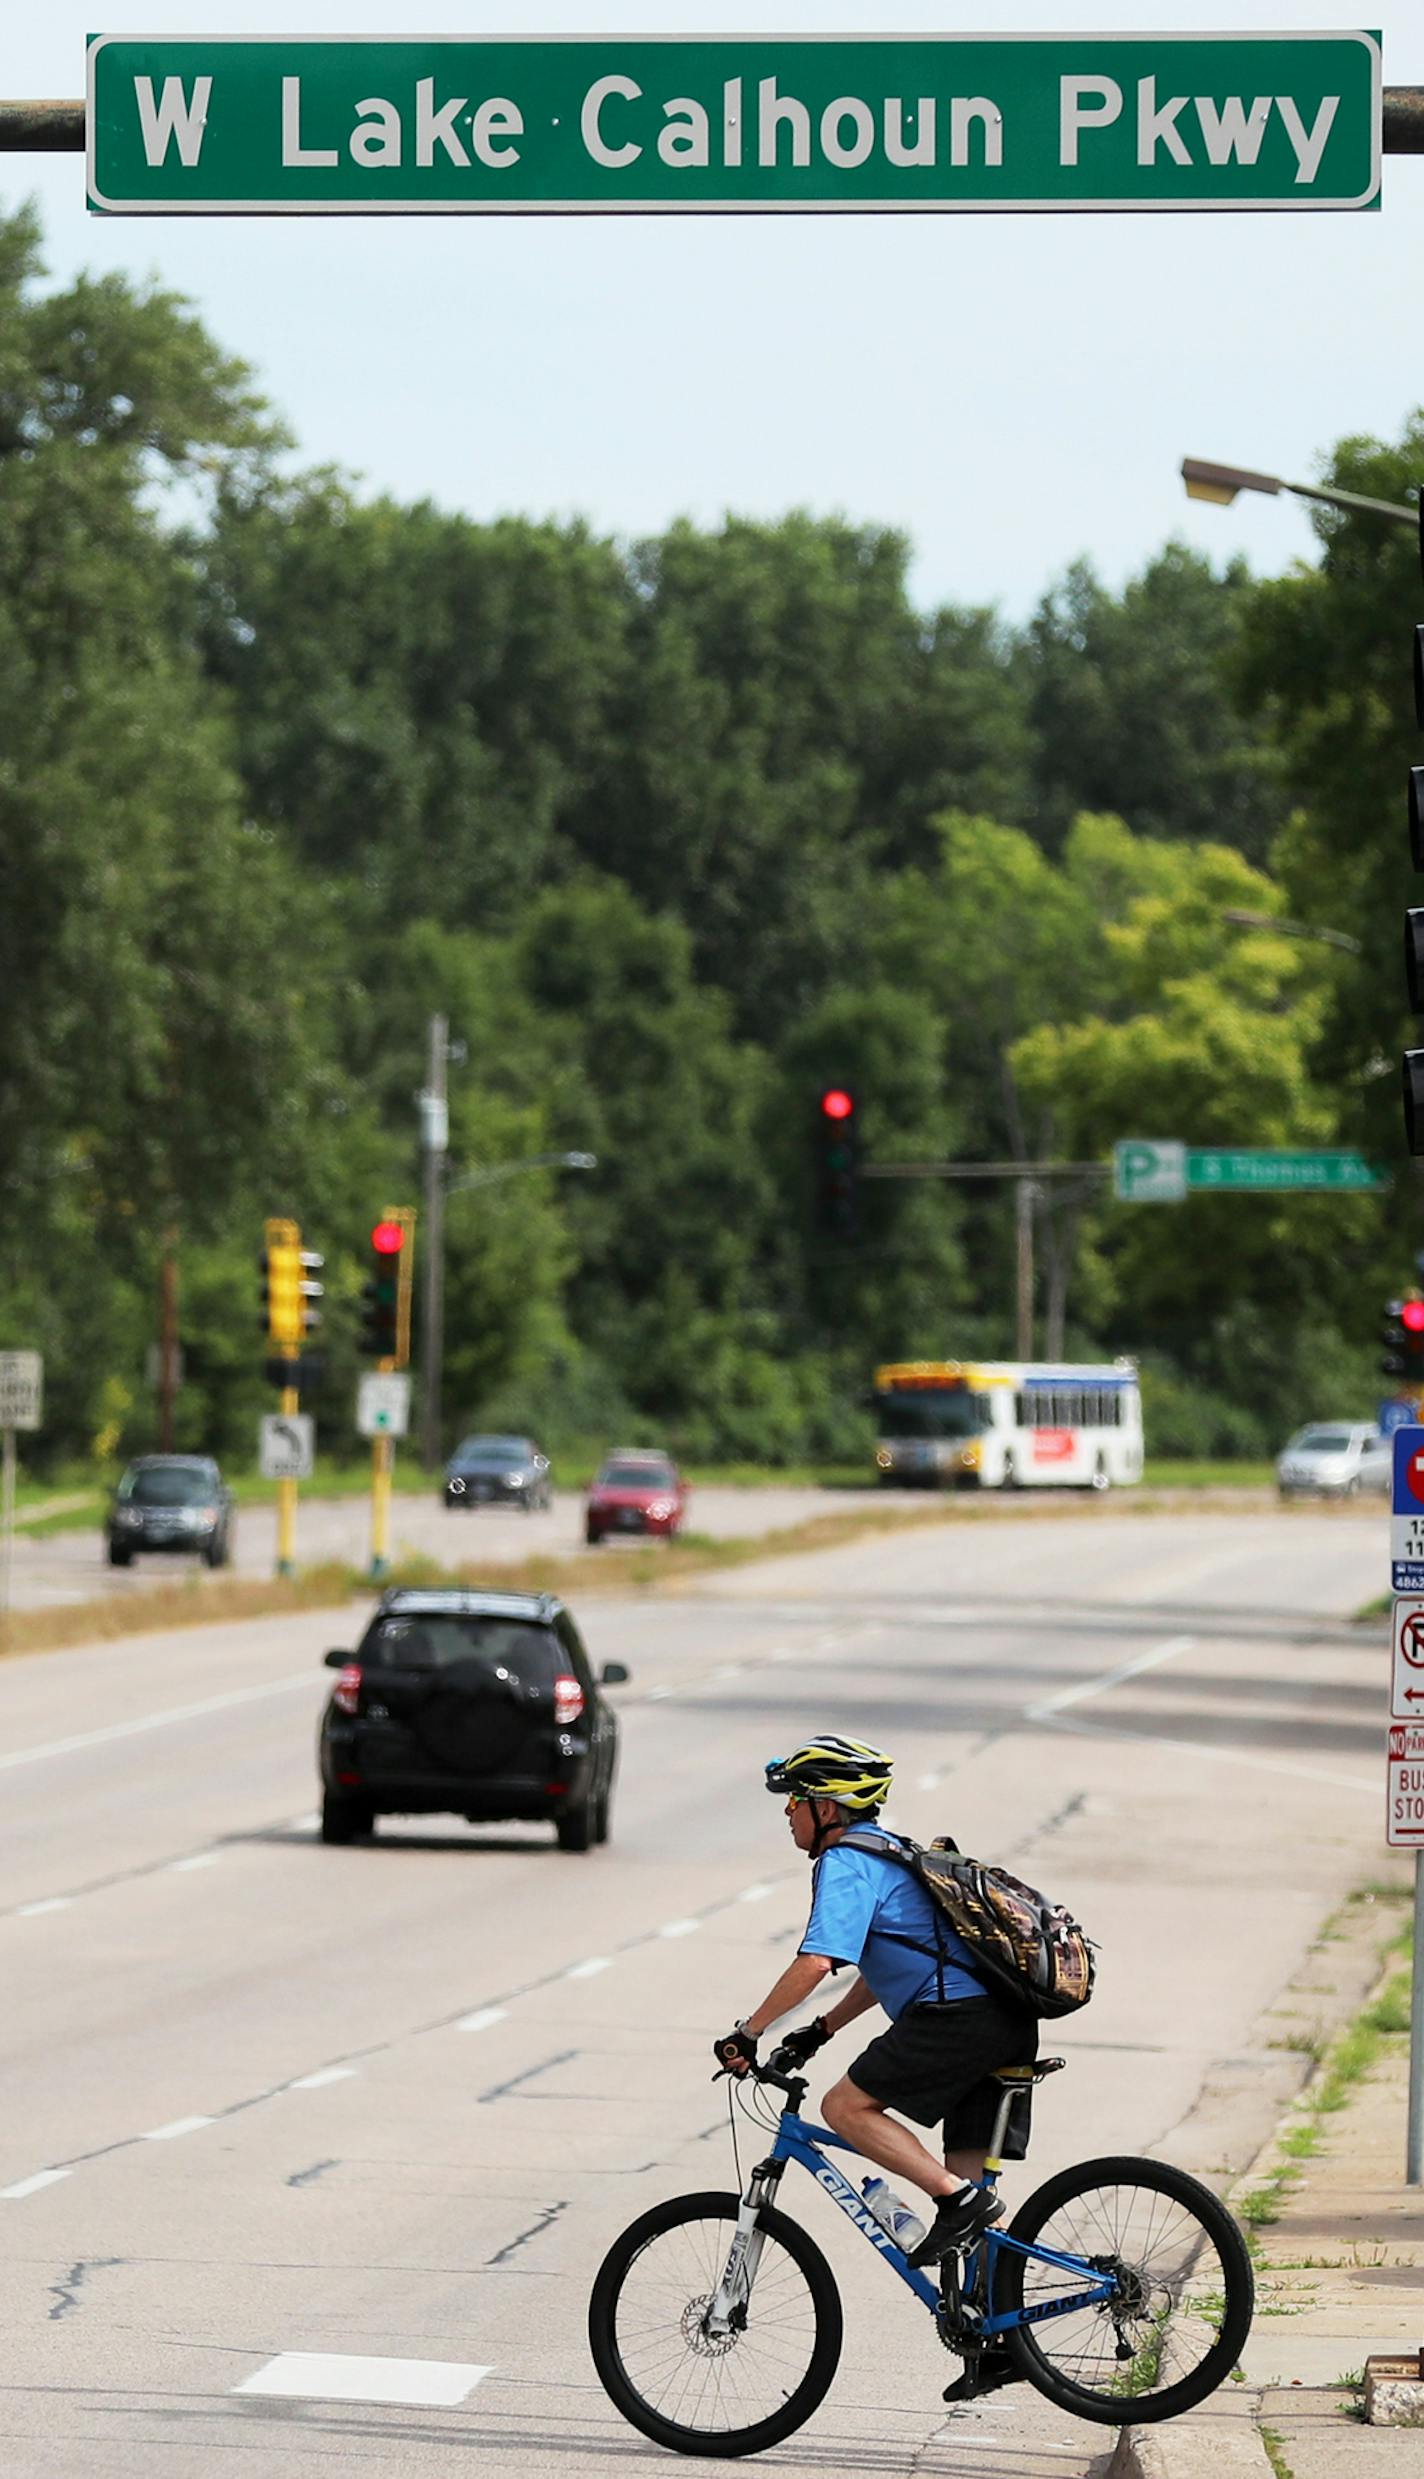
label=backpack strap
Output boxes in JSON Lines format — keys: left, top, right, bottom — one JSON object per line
{"left": 833, "top": 1828, "right": 950, "bottom": 2000}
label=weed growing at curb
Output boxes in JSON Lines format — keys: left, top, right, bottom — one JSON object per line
{"left": 1258, "top": 2424, "right": 1295, "bottom": 2479}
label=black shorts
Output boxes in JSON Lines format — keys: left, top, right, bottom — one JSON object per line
{"left": 848, "top": 1996, "right": 1038, "bottom": 2156}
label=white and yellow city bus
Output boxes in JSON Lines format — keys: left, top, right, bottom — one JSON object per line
{"left": 872, "top": 1360, "right": 1144, "bottom": 1491}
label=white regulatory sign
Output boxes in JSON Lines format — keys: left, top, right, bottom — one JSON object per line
{"left": 1392, "top": 1598, "right": 1424, "bottom": 1722}
{"left": 0, "top": 1351, "right": 43, "bottom": 1431}
{"left": 1387, "top": 1720, "right": 1424, "bottom": 1848}
{"left": 259, "top": 1411, "right": 314, "bottom": 1480}
{"left": 356, "top": 1372, "right": 411, "bottom": 1438}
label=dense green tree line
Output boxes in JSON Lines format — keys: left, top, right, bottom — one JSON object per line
{"left": 0, "top": 201, "right": 1412, "bottom": 1470}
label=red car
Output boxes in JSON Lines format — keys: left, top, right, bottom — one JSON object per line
{"left": 585, "top": 1451, "right": 687, "bottom": 1545}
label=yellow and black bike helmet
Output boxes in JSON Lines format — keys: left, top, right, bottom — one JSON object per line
{"left": 765, "top": 1735, "right": 894, "bottom": 1813}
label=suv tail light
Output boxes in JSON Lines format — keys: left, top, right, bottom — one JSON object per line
{"left": 333, "top": 1663, "right": 362, "bottom": 1715}
{"left": 553, "top": 1674, "right": 584, "bottom": 1726}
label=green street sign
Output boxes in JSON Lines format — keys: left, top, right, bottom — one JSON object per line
{"left": 1185, "top": 1146, "right": 1390, "bottom": 1193}
{"left": 87, "top": 33, "right": 1382, "bottom": 216}
{"left": 1114, "top": 1139, "right": 1389, "bottom": 1201}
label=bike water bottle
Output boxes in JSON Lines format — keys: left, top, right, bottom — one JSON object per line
{"left": 860, "top": 2176, "right": 928, "bottom": 2253}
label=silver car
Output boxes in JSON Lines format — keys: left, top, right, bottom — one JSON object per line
{"left": 1275, "top": 1422, "right": 1393, "bottom": 1500}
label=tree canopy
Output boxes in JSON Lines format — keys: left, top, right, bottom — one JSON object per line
{"left": 0, "top": 198, "right": 1406, "bottom": 1469}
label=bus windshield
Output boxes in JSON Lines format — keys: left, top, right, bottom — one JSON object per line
{"left": 874, "top": 1389, "right": 986, "bottom": 1440}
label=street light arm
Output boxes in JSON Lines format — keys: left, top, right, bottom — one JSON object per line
{"left": 446, "top": 1151, "right": 597, "bottom": 1196}
{"left": 1183, "top": 456, "right": 1416, "bottom": 529}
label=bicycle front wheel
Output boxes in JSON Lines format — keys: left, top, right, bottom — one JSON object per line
{"left": 588, "top": 2189, "right": 842, "bottom": 2458}
{"left": 997, "top": 2155, "right": 1253, "bottom": 2424}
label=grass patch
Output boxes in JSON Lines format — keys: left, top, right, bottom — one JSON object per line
{"left": 1259, "top": 2424, "right": 1295, "bottom": 2479}
{"left": 0, "top": 1496, "right": 970, "bottom": 1663}
{"left": 1140, "top": 1459, "right": 1274, "bottom": 1489}
{"left": 1353, "top": 1591, "right": 1392, "bottom": 1623}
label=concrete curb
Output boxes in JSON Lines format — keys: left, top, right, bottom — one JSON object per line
{"left": 1116, "top": 2406, "right": 1275, "bottom": 2479}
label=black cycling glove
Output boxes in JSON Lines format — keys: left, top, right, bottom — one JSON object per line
{"left": 769, "top": 2015, "right": 830, "bottom": 2069}
{"left": 713, "top": 2024, "right": 758, "bottom": 2075}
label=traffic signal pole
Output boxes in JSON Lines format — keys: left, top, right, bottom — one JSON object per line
{"left": 362, "top": 1209, "right": 415, "bottom": 1582}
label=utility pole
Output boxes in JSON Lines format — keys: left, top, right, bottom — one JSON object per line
{"left": 1014, "top": 1178, "right": 1035, "bottom": 1360}
{"left": 157, "top": 1230, "right": 179, "bottom": 1452}
{"left": 419, "top": 1016, "right": 449, "bottom": 1472}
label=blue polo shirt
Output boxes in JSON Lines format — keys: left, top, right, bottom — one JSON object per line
{"left": 799, "top": 1824, "right": 986, "bottom": 2018}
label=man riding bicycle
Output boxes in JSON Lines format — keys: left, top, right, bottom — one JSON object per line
{"left": 714, "top": 1733, "right": 1037, "bottom": 2374}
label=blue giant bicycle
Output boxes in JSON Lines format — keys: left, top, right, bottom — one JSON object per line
{"left": 589, "top": 2056, "right": 1253, "bottom": 2458}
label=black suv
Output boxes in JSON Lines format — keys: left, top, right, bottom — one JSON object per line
{"left": 106, "top": 1455, "right": 234, "bottom": 1568}
{"left": 317, "top": 1588, "right": 627, "bottom": 1851}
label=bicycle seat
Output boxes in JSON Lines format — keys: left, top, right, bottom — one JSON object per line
{"left": 990, "top": 2057, "right": 1065, "bottom": 2086}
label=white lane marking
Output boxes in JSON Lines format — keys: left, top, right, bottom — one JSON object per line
{"left": 660, "top": 1918, "right": 699, "bottom": 1939}
{"left": 766, "top": 1646, "right": 793, "bottom": 1661}
{"left": 917, "top": 1772, "right": 941, "bottom": 1792}
{"left": 233, "top": 2352, "right": 492, "bottom": 2407}
{"left": 1026, "top": 1635, "right": 1195, "bottom": 1721}
{"left": 287, "top": 2066, "right": 357, "bottom": 2091}
{"left": 644, "top": 1685, "right": 675, "bottom": 1701}
{"left": 166, "top": 1853, "right": 219, "bottom": 1874}
{"left": 1, "top": 2169, "right": 71, "bottom": 2200}
{"left": 713, "top": 1663, "right": 743, "bottom": 1679}
{"left": 0, "top": 1671, "right": 315, "bottom": 1775}
{"left": 1040, "top": 1710, "right": 1376, "bottom": 1796}
{"left": 456, "top": 2007, "right": 509, "bottom": 2034}
{"left": 565, "top": 1957, "right": 612, "bottom": 1980}
{"left": 288, "top": 1812, "right": 320, "bottom": 1832}
{"left": 738, "top": 1883, "right": 775, "bottom": 1903}
{"left": 16, "top": 1897, "right": 72, "bottom": 1918}
{"left": 141, "top": 2116, "right": 214, "bottom": 2141}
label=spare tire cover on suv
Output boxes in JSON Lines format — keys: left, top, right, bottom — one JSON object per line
{"left": 364, "top": 1614, "right": 562, "bottom": 1778}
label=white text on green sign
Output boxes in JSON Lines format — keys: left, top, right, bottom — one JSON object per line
{"left": 87, "top": 34, "right": 1381, "bottom": 215}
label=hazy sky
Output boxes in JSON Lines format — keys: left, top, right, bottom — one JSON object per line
{"left": 10, "top": 4, "right": 1423, "bottom": 615}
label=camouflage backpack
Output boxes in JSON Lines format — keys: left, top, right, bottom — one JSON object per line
{"left": 839, "top": 1830, "right": 1096, "bottom": 2020}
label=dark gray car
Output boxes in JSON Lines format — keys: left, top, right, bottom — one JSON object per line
{"left": 443, "top": 1433, "right": 552, "bottom": 1511}
{"left": 106, "top": 1454, "right": 235, "bottom": 1568}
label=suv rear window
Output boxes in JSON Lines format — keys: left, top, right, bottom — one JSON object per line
{"left": 362, "top": 1614, "right": 562, "bottom": 1679}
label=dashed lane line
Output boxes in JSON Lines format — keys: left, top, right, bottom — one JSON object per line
{"left": 1025, "top": 1634, "right": 1195, "bottom": 1721}
{"left": 16, "top": 1897, "right": 72, "bottom": 1918}
{"left": 0, "top": 1671, "right": 317, "bottom": 1775}
{"left": 165, "top": 1853, "right": 219, "bottom": 1874}
{"left": 0, "top": 1870, "right": 796, "bottom": 2197}
{"left": 564, "top": 1956, "right": 612, "bottom": 1979}
{"left": 1, "top": 2170, "right": 71, "bottom": 2200}
{"left": 233, "top": 2352, "right": 492, "bottom": 2408}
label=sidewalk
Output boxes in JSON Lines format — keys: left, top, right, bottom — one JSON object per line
{"left": 1134, "top": 1895, "right": 1421, "bottom": 2479}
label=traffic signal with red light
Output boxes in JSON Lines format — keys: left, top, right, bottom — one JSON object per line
{"left": 813, "top": 1085, "right": 860, "bottom": 1238}
{"left": 359, "top": 1212, "right": 415, "bottom": 1362}
{"left": 1381, "top": 1293, "right": 1424, "bottom": 1381}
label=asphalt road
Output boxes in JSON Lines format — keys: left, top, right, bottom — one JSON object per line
{"left": 6, "top": 1482, "right": 930, "bottom": 1612}
{"left": 0, "top": 1507, "right": 1390, "bottom": 2477}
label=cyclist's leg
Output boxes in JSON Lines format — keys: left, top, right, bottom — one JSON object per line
{"left": 821, "top": 2073, "right": 965, "bottom": 2202}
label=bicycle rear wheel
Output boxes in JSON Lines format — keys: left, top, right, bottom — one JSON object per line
{"left": 588, "top": 2189, "right": 842, "bottom": 2458}
{"left": 996, "top": 2155, "right": 1253, "bottom": 2424}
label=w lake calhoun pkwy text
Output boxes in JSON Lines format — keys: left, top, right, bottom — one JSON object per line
{"left": 140, "top": 72, "right": 1344, "bottom": 186}
{"left": 87, "top": 36, "right": 1379, "bottom": 215}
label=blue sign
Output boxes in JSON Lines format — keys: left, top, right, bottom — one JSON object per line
{"left": 1391, "top": 1426, "right": 1424, "bottom": 1590}
{"left": 1380, "top": 1398, "right": 1417, "bottom": 1437}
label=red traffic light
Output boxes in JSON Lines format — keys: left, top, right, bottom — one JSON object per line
{"left": 371, "top": 1219, "right": 405, "bottom": 1255}
{"left": 819, "top": 1088, "right": 855, "bottom": 1122}
{"left": 1402, "top": 1299, "right": 1424, "bottom": 1334}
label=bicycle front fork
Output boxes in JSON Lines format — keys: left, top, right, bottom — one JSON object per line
{"left": 705, "top": 2157, "right": 786, "bottom": 2340}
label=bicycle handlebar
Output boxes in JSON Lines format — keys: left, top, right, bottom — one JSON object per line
{"left": 713, "top": 2057, "right": 809, "bottom": 2107}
